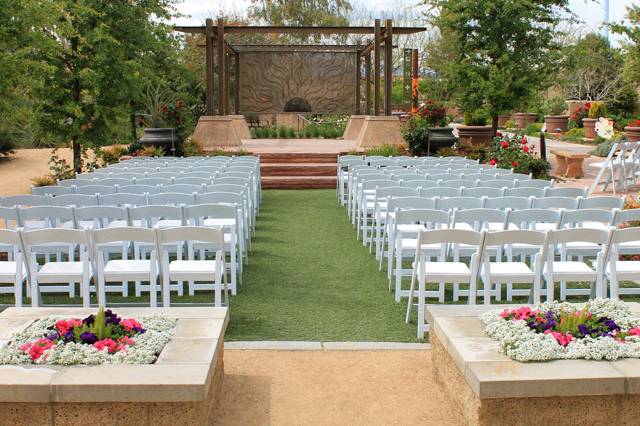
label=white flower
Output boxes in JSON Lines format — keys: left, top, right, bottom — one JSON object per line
{"left": 452, "top": 127, "right": 460, "bottom": 138}
{"left": 595, "top": 117, "right": 614, "bottom": 140}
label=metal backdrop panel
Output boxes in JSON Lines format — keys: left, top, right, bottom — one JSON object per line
{"left": 238, "top": 51, "right": 357, "bottom": 114}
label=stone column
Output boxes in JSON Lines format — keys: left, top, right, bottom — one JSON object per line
{"left": 342, "top": 115, "right": 367, "bottom": 140}
{"left": 356, "top": 115, "right": 404, "bottom": 148}
{"left": 193, "top": 116, "right": 241, "bottom": 149}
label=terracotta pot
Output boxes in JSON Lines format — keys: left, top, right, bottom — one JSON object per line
{"left": 625, "top": 126, "right": 640, "bottom": 142}
{"left": 514, "top": 113, "right": 538, "bottom": 130}
{"left": 457, "top": 125, "right": 494, "bottom": 147}
{"left": 497, "top": 115, "right": 511, "bottom": 128}
{"left": 544, "top": 115, "right": 569, "bottom": 133}
{"left": 565, "top": 100, "right": 585, "bottom": 117}
{"left": 583, "top": 118, "right": 597, "bottom": 139}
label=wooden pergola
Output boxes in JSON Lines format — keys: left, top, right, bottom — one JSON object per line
{"left": 175, "top": 19, "right": 426, "bottom": 117}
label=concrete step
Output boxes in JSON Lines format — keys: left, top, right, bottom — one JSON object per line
{"left": 261, "top": 163, "right": 337, "bottom": 177}
{"left": 262, "top": 176, "right": 337, "bottom": 189}
{"left": 258, "top": 153, "right": 339, "bottom": 164}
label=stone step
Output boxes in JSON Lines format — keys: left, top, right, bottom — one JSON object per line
{"left": 260, "top": 163, "right": 337, "bottom": 177}
{"left": 258, "top": 153, "right": 340, "bottom": 164}
{"left": 262, "top": 176, "right": 337, "bottom": 189}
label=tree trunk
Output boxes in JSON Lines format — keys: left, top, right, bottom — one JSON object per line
{"left": 71, "top": 35, "right": 82, "bottom": 174}
{"left": 72, "top": 136, "right": 82, "bottom": 173}
{"left": 491, "top": 115, "right": 499, "bottom": 137}
{"left": 130, "top": 101, "right": 137, "bottom": 143}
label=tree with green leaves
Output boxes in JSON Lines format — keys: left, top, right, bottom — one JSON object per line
{"left": 612, "top": 5, "right": 640, "bottom": 87}
{"left": 422, "top": 0, "right": 570, "bottom": 134}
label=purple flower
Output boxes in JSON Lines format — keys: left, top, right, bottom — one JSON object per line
{"left": 83, "top": 315, "right": 95, "bottom": 326}
{"left": 63, "top": 330, "right": 75, "bottom": 342}
{"left": 105, "top": 309, "right": 121, "bottom": 325}
{"left": 133, "top": 326, "right": 145, "bottom": 334}
{"left": 79, "top": 332, "right": 98, "bottom": 344}
{"left": 602, "top": 318, "right": 620, "bottom": 332}
{"left": 46, "top": 331, "right": 60, "bottom": 341}
{"left": 578, "top": 324, "right": 591, "bottom": 336}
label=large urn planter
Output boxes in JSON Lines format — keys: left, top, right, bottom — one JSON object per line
{"left": 497, "top": 115, "right": 511, "bottom": 128}
{"left": 514, "top": 113, "right": 538, "bottom": 130}
{"left": 457, "top": 125, "right": 494, "bottom": 147}
{"left": 626, "top": 126, "right": 640, "bottom": 142}
{"left": 582, "top": 118, "right": 597, "bottom": 139}
{"left": 427, "top": 127, "right": 458, "bottom": 155}
{"left": 139, "top": 127, "right": 176, "bottom": 152}
{"left": 544, "top": 115, "right": 569, "bottom": 133}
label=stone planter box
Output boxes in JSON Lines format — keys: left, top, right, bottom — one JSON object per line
{"left": 457, "top": 125, "right": 494, "bottom": 147}
{"left": 583, "top": 118, "right": 597, "bottom": 139}
{"left": 427, "top": 303, "right": 640, "bottom": 426}
{"left": 544, "top": 115, "right": 569, "bottom": 133}
{"left": 625, "top": 126, "right": 640, "bottom": 142}
{"left": 0, "top": 307, "right": 228, "bottom": 426}
{"left": 514, "top": 113, "right": 537, "bottom": 130}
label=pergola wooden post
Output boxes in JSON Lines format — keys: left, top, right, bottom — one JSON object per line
{"left": 373, "top": 19, "right": 381, "bottom": 116}
{"left": 355, "top": 51, "right": 361, "bottom": 114}
{"left": 364, "top": 53, "right": 371, "bottom": 115}
{"left": 217, "top": 18, "right": 226, "bottom": 116}
{"left": 384, "top": 19, "right": 393, "bottom": 116}
{"left": 234, "top": 52, "right": 240, "bottom": 114}
{"left": 204, "top": 18, "right": 215, "bottom": 116}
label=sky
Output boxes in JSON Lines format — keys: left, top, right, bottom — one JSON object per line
{"left": 172, "top": 0, "right": 635, "bottom": 45}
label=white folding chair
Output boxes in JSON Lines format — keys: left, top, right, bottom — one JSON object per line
{"left": 118, "top": 185, "right": 159, "bottom": 195}
{"left": 545, "top": 187, "right": 587, "bottom": 198}
{"left": 91, "top": 227, "right": 159, "bottom": 307}
{"left": 517, "top": 179, "right": 554, "bottom": 189}
{"left": 20, "top": 228, "right": 92, "bottom": 307}
{"left": 406, "top": 229, "right": 484, "bottom": 338}
{"left": 31, "top": 186, "right": 73, "bottom": 196}
{"left": 505, "top": 187, "right": 545, "bottom": 198}
{"left": 50, "top": 194, "right": 99, "bottom": 207}
{"left": 532, "top": 196, "right": 580, "bottom": 210}
{"left": 75, "top": 185, "right": 116, "bottom": 195}
{"left": 157, "top": 226, "right": 227, "bottom": 307}
{"left": 579, "top": 196, "right": 624, "bottom": 210}
{"left": 484, "top": 196, "right": 532, "bottom": 211}
{"left": 1, "top": 194, "right": 48, "bottom": 207}
{"left": 0, "top": 229, "right": 26, "bottom": 306}
{"left": 607, "top": 227, "right": 640, "bottom": 298}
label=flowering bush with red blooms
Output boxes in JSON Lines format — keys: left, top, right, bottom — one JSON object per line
{"left": 628, "top": 119, "right": 640, "bottom": 127}
{"left": 570, "top": 102, "right": 591, "bottom": 128}
{"left": 487, "top": 133, "right": 551, "bottom": 178}
{"left": 159, "top": 100, "right": 185, "bottom": 128}
{"left": 418, "top": 100, "right": 447, "bottom": 127}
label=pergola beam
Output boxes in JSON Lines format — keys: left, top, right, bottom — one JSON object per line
{"left": 175, "top": 25, "right": 426, "bottom": 35}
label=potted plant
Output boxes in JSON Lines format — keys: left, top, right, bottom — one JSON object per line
{"left": 583, "top": 101, "right": 607, "bottom": 139}
{"left": 402, "top": 101, "right": 457, "bottom": 155}
{"left": 139, "top": 86, "right": 186, "bottom": 155}
{"left": 625, "top": 119, "right": 640, "bottom": 142}
{"left": 543, "top": 96, "right": 569, "bottom": 133}
{"left": 457, "top": 110, "right": 494, "bottom": 146}
{"left": 514, "top": 112, "right": 538, "bottom": 130}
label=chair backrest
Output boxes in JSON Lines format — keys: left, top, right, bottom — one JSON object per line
{"left": 437, "top": 196, "right": 484, "bottom": 212}
{"left": 137, "top": 177, "right": 172, "bottom": 186}
{"left": 453, "top": 208, "right": 508, "bottom": 230}
{"left": 100, "top": 193, "right": 148, "bottom": 207}
{"left": 21, "top": 227, "right": 87, "bottom": 248}
{"left": 416, "top": 228, "right": 483, "bottom": 247}
{"left": 611, "top": 227, "right": 640, "bottom": 245}
{"left": 560, "top": 209, "right": 616, "bottom": 228}
{"left": 191, "top": 166, "right": 224, "bottom": 174}
{"left": 91, "top": 226, "right": 155, "bottom": 246}
{"left": 376, "top": 187, "right": 418, "bottom": 200}
{"left": 171, "top": 177, "right": 211, "bottom": 186}
{"left": 516, "top": 178, "right": 553, "bottom": 189}
{"left": 0, "top": 206, "right": 19, "bottom": 226}
{"left": 74, "top": 206, "right": 128, "bottom": 228}
{"left": 463, "top": 187, "right": 505, "bottom": 198}
{"left": 545, "top": 187, "right": 587, "bottom": 198}
{"left": 360, "top": 179, "right": 396, "bottom": 191}
{"left": 0, "top": 228, "right": 19, "bottom": 246}
{"left": 400, "top": 179, "right": 439, "bottom": 189}
{"left": 579, "top": 196, "right": 624, "bottom": 210}
{"left": 50, "top": 194, "right": 99, "bottom": 207}
{"left": 428, "top": 173, "right": 461, "bottom": 181}
{"left": 505, "top": 187, "right": 546, "bottom": 198}
{"left": 387, "top": 196, "right": 436, "bottom": 212}
{"left": 509, "top": 172, "right": 532, "bottom": 181}
{"left": 483, "top": 229, "right": 547, "bottom": 248}
{"left": 17, "top": 206, "right": 75, "bottom": 228}
{"left": 615, "top": 208, "right": 640, "bottom": 226}
{"left": 0, "top": 195, "right": 48, "bottom": 207}
{"left": 153, "top": 172, "right": 182, "bottom": 179}
{"left": 482, "top": 179, "right": 515, "bottom": 189}
{"left": 161, "top": 184, "right": 203, "bottom": 194}
{"left": 420, "top": 187, "right": 461, "bottom": 198}
{"left": 94, "top": 178, "right": 131, "bottom": 187}
{"left": 31, "top": 186, "right": 73, "bottom": 196}
{"left": 395, "top": 208, "right": 451, "bottom": 228}
{"left": 508, "top": 208, "right": 562, "bottom": 230}
{"left": 156, "top": 226, "right": 225, "bottom": 250}
{"left": 531, "top": 196, "right": 580, "bottom": 210}
{"left": 484, "top": 196, "right": 532, "bottom": 210}
{"left": 546, "top": 228, "right": 611, "bottom": 246}
{"left": 148, "top": 192, "right": 195, "bottom": 206}
{"left": 196, "top": 191, "right": 243, "bottom": 207}
{"left": 205, "top": 183, "right": 248, "bottom": 195}
{"left": 128, "top": 205, "right": 184, "bottom": 226}
{"left": 74, "top": 185, "right": 116, "bottom": 195}
{"left": 184, "top": 204, "right": 237, "bottom": 225}
{"left": 445, "top": 179, "right": 478, "bottom": 189}
{"left": 215, "top": 177, "right": 251, "bottom": 187}
{"left": 58, "top": 178, "right": 91, "bottom": 187}
{"left": 117, "top": 185, "right": 159, "bottom": 195}
{"left": 459, "top": 173, "right": 484, "bottom": 181}
{"left": 183, "top": 171, "right": 216, "bottom": 180}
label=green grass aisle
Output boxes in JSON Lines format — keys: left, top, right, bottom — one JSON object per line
{"left": 225, "top": 189, "right": 418, "bottom": 342}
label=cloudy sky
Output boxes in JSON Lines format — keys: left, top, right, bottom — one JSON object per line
{"left": 173, "top": 0, "right": 634, "bottom": 44}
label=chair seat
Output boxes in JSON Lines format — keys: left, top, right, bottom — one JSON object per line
{"left": 169, "top": 260, "right": 219, "bottom": 281}
{"left": 37, "top": 262, "right": 84, "bottom": 282}
{"left": 545, "top": 261, "right": 596, "bottom": 281}
{"left": 104, "top": 260, "right": 153, "bottom": 281}
{"left": 422, "top": 262, "right": 471, "bottom": 279}
{"left": 485, "top": 262, "right": 534, "bottom": 281}
{"left": 203, "top": 218, "right": 236, "bottom": 227}
{"left": 0, "top": 262, "right": 25, "bottom": 282}
{"left": 609, "top": 261, "right": 640, "bottom": 274}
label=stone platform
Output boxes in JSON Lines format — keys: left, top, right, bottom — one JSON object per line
{"left": 0, "top": 307, "right": 228, "bottom": 426}
{"left": 427, "top": 303, "right": 640, "bottom": 426}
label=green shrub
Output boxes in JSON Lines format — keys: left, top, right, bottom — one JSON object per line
{"left": 590, "top": 140, "right": 615, "bottom": 157}
{"left": 98, "top": 145, "right": 128, "bottom": 165}
{"left": 588, "top": 102, "right": 608, "bottom": 119}
{"left": 250, "top": 128, "right": 259, "bottom": 139}
{"left": 182, "top": 138, "right": 203, "bottom": 157}
{"left": 138, "top": 145, "right": 165, "bottom": 157}
{"left": 0, "top": 128, "right": 16, "bottom": 157}
{"left": 307, "top": 125, "right": 320, "bottom": 138}
{"left": 524, "top": 123, "right": 544, "bottom": 136}
{"left": 464, "top": 110, "right": 488, "bottom": 126}
{"left": 31, "top": 174, "right": 57, "bottom": 187}
{"left": 543, "top": 96, "right": 567, "bottom": 116}
{"left": 527, "top": 158, "right": 552, "bottom": 179}
{"left": 402, "top": 116, "right": 430, "bottom": 155}
{"left": 503, "top": 119, "right": 517, "bottom": 129}
{"left": 364, "top": 145, "right": 403, "bottom": 157}
{"left": 560, "top": 128, "right": 585, "bottom": 143}
{"left": 487, "top": 134, "right": 551, "bottom": 179}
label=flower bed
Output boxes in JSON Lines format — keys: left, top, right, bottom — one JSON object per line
{"left": 0, "top": 308, "right": 176, "bottom": 365}
{"left": 481, "top": 299, "right": 640, "bottom": 362}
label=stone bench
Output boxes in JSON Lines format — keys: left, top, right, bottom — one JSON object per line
{"left": 0, "top": 307, "right": 228, "bottom": 426}
{"left": 551, "top": 149, "right": 590, "bottom": 178}
{"left": 426, "top": 303, "right": 640, "bottom": 426}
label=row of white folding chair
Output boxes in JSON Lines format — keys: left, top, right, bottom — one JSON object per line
{"left": 589, "top": 141, "right": 640, "bottom": 194}
{"left": 0, "top": 227, "right": 227, "bottom": 308}
{"left": 380, "top": 205, "right": 625, "bottom": 304}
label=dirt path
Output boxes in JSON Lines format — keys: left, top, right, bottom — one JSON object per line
{"left": 0, "top": 148, "right": 73, "bottom": 196}
{"left": 215, "top": 349, "right": 464, "bottom": 425}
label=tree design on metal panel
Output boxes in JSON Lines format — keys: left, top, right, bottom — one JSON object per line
{"left": 239, "top": 51, "right": 356, "bottom": 114}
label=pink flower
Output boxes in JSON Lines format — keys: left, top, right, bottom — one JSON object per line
{"left": 545, "top": 331, "right": 574, "bottom": 347}
{"left": 94, "top": 338, "right": 118, "bottom": 353}
{"left": 20, "top": 338, "right": 55, "bottom": 361}
{"left": 120, "top": 318, "right": 142, "bottom": 332}
{"left": 54, "top": 319, "right": 82, "bottom": 335}
{"left": 489, "top": 159, "right": 497, "bottom": 166}
{"left": 629, "top": 327, "right": 640, "bottom": 336}
{"left": 500, "top": 310, "right": 510, "bottom": 319}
